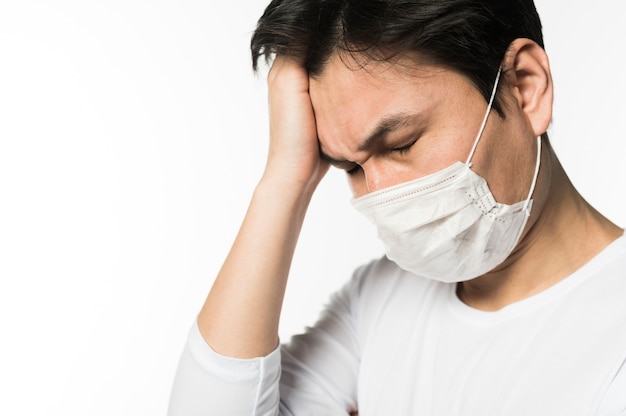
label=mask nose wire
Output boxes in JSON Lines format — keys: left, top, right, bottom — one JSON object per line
{"left": 465, "top": 66, "right": 503, "bottom": 166}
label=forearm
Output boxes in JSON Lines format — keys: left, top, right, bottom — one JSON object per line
{"left": 197, "top": 174, "right": 315, "bottom": 358}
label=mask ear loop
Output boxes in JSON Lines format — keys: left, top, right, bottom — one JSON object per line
{"left": 465, "top": 66, "right": 503, "bottom": 167}
{"left": 464, "top": 66, "right": 541, "bottom": 215}
{"left": 522, "top": 136, "right": 542, "bottom": 215}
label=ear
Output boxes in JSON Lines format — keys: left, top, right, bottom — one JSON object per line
{"left": 502, "top": 38, "right": 553, "bottom": 136}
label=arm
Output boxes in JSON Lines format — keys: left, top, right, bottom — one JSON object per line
{"left": 168, "top": 57, "right": 331, "bottom": 415}
{"left": 168, "top": 263, "right": 365, "bottom": 416}
{"left": 197, "top": 56, "right": 328, "bottom": 359}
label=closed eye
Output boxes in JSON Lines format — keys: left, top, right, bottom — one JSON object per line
{"left": 346, "top": 163, "right": 362, "bottom": 176}
{"left": 391, "top": 138, "right": 418, "bottom": 155}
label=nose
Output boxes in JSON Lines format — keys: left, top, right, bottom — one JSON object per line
{"left": 350, "top": 161, "right": 398, "bottom": 197}
{"left": 368, "top": 159, "right": 403, "bottom": 193}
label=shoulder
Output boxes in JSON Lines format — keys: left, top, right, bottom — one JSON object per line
{"left": 574, "top": 234, "right": 626, "bottom": 294}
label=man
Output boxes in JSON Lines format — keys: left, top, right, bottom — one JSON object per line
{"left": 169, "top": 0, "right": 626, "bottom": 414}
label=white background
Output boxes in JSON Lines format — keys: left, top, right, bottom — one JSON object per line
{"left": 0, "top": 1, "right": 624, "bottom": 415}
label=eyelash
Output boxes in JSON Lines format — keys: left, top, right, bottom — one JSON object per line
{"left": 392, "top": 139, "right": 417, "bottom": 155}
{"left": 343, "top": 138, "right": 418, "bottom": 175}
{"left": 346, "top": 164, "right": 361, "bottom": 176}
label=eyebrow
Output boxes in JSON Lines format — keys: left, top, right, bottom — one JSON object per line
{"left": 319, "top": 113, "right": 418, "bottom": 167}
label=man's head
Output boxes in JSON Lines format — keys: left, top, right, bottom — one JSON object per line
{"left": 250, "top": 0, "right": 553, "bottom": 210}
{"left": 251, "top": 0, "right": 544, "bottom": 114}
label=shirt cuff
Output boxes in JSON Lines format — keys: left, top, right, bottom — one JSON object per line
{"left": 186, "top": 319, "right": 282, "bottom": 383}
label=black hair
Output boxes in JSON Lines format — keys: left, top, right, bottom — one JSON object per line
{"left": 250, "top": 0, "right": 544, "bottom": 114}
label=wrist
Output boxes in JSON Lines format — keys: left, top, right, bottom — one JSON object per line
{"left": 259, "top": 163, "right": 324, "bottom": 201}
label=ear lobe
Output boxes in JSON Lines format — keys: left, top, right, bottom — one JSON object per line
{"left": 502, "top": 38, "right": 553, "bottom": 136}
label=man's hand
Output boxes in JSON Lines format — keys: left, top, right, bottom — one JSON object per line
{"left": 264, "top": 56, "right": 329, "bottom": 193}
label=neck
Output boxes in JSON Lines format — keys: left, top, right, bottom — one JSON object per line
{"left": 457, "top": 142, "right": 623, "bottom": 311}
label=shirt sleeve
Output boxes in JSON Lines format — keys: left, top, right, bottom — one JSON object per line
{"left": 278, "top": 274, "right": 361, "bottom": 415}
{"left": 167, "top": 269, "right": 364, "bottom": 416}
{"left": 596, "top": 356, "right": 626, "bottom": 416}
{"left": 167, "top": 322, "right": 281, "bottom": 416}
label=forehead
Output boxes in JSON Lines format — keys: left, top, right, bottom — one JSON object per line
{"left": 308, "top": 54, "right": 472, "bottom": 149}
{"left": 309, "top": 54, "right": 444, "bottom": 112}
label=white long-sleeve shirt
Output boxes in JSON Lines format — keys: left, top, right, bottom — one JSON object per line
{"left": 169, "top": 236, "right": 626, "bottom": 415}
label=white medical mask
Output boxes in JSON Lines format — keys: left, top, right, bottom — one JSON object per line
{"left": 352, "top": 68, "right": 542, "bottom": 282}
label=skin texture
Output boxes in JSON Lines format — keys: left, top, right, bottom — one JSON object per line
{"left": 310, "top": 55, "right": 539, "bottom": 200}
{"left": 196, "top": 37, "right": 622, "bottom": 371}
